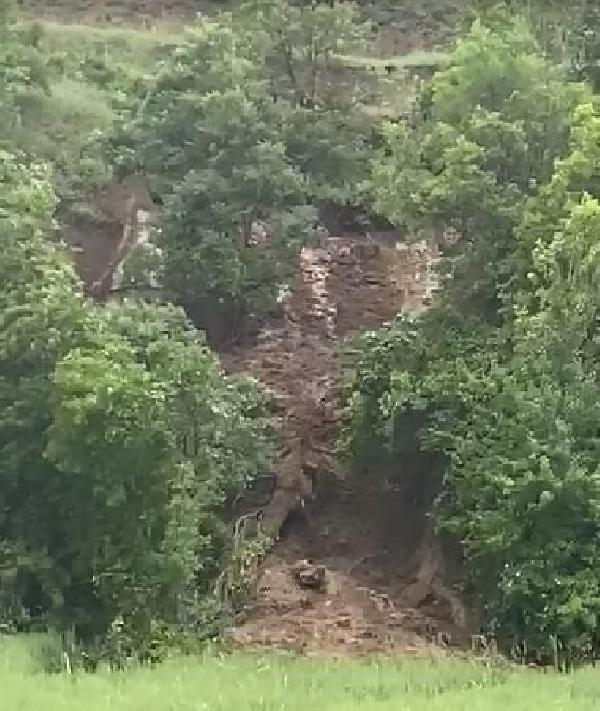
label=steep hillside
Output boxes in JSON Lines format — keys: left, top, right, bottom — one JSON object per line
{"left": 16, "top": 0, "right": 474, "bottom": 655}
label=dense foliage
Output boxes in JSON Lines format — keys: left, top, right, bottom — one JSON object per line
{"left": 0, "top": 4, "right": 48, "bottom": 136}
{"left": 109, "top": 1, "right": 386, "bottom": 341}
{"left": 244, "top": 0, "right": 376, "bottom": 203}
{"left": 343, "top": 12, "right": 600, "bottom": 664}
{"left": 0, "top": 151, "right": 271, "bottom": 658}
{"left": 0, "top": 0, "right": 386, "bottom": 661}
{"left": 8, "top": 0, "right": 600, "bottom": 671}
{"left": 115, "top": 18, "right": 319, "bottom": 340}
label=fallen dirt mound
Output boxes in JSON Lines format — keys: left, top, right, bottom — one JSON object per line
{"left": 233, "top": 474, "right": 467, "bottom": 656}
{"left": 222, "top": 233, "right": 468, "bottom": 655}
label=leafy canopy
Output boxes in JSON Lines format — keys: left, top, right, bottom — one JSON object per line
{"left": 109, "top": 2, "right": 386, "bottom": 340}
{"left": 111, "top": 16, "right": 318, "bottom": 340}
{"left": 345, "top": 13, "right": 600, "bottom": 663}
{"left": 0, "top": 150, "right": 271, "bottom": 654}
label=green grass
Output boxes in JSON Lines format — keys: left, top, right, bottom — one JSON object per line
{"left": 6, "top": 19, "right": 184, "bottom": 212}
{"left": 2, "top": 636, "right": 600, "bottom": 710}
{"left": 13, "top": 19, "right": 182, "bottom": 155}
{"left": 39, "top": 20, "right": 182, "bottom": 77}
{"left": 13, "top": 78, "right": 114, "bottom": 152}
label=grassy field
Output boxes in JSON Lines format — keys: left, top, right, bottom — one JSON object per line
{"left": 13, "top": 19, "right": 179, "bottom": 154}
{"left": 2, "top": 636, "right": 600, "bottom": 710}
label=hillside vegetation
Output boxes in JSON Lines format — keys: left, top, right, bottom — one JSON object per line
{"left": 342, "top": 1, "right": 600, "bottom": 666}
{"left": 3, "top": 0, "right": 600, "bottom": 681}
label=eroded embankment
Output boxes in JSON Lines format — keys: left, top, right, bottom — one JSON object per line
{"left": 222, "top": 235, "right": 467, "bottom": 655}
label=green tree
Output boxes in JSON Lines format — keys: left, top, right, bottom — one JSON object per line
{"left": 345, "top": 14, "right": 600, "bottom": 664}
{"left": 243, "top": 0, "right": 376, "bottom": 203}
{"left": 371, "top": 14, "right": 587, "bottom": 317}
{"left": 111, "top": 17, "right": 318, "bottom": 341}
{"left": 0, "top": 152, "right": 82, "bottom": 630}
{"left": 0, "top": 151, "right": 271, "bottom": 652}
{"left": 570, "top": 3, "right": 600, "bottom": 90}
{"left": 110, "top": 3, "right": 388, "bottom": 340}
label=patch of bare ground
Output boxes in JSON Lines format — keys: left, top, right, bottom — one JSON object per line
{"left": 222, "top": 232, "right": 470, "bottom": 656}
{"left": 60, "top": 179, "right": 155, "bottom": 295}
{"left": 59, "top": 174, "right": 469, "bottom": 657}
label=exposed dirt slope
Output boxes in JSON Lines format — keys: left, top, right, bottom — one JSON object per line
{"left": 222, "top": 234, "right": 467, "bottom": 655}
{"left": 222, "top": 236, "right": 433, "bottom": 535}
{"left": 61, "top": 182, "right": 468, "bottom": 654}
{"left": 234, "top": 473, "right": 466, "bottom": 655}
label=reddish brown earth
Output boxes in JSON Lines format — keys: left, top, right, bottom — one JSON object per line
{"left": 220, "top": 234, "right": 469, "bottom": 655}
{"left": 61, "top": 179, "right": 154, "bottom": 295}
{"left": 232, "top": 471, "right": 469, "bottom": 656}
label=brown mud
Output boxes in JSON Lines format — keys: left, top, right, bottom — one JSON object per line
{"left": 220, "top": 233, "right": 470, "bottom": 655}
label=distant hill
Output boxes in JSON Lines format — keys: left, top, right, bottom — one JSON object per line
{"left": 18, "top": 0, "right": 471, "bottom": 51}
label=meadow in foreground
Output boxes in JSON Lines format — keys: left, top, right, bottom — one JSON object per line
{"left": 1, "top": 636, "right": 599, "bottom": 710}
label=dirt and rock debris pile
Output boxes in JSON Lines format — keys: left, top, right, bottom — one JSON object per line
{"left": 222, "top": 233, "right": 467, "bottom": 655}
